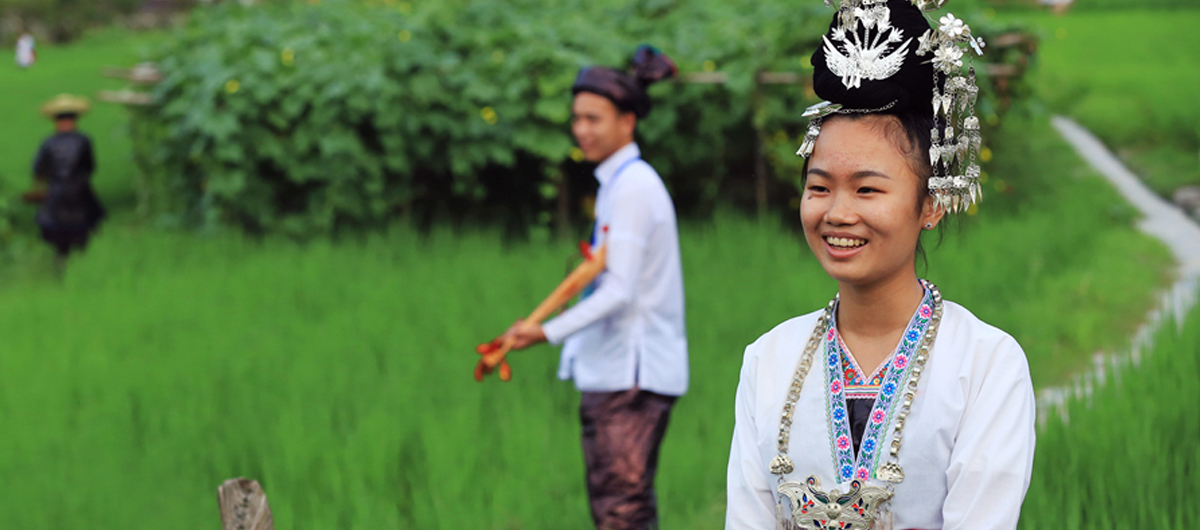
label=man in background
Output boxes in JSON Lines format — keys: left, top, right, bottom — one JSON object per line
{"left": 504, "top": 45, "right": 688, "bottom": 530}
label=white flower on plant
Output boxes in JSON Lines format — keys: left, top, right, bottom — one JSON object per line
{"left": 939, "top": 13, "right": 967, "bottom": 39}
{"left": 932, "top": 43, "right": 963, "bottom": 72}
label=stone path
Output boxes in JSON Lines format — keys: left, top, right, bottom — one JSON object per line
{"left": 1037, "top": 116, "right": 1200, "bottom": 423}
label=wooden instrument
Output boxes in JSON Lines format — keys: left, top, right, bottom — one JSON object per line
{"left": 474, "top": 241, "right": 607, "bottom": 382}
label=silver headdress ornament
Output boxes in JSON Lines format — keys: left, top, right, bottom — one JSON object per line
{"left": 800, "top": 0, "right": 987, "bottom": 214}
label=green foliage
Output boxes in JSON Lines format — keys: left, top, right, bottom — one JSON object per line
{"left": 132, "top": 0, "right": 813, "bottom": 236}
{"left": 1070, "top": 0, "right": 1196, "bottom": 10}
{"left": 134, "top": 0, "right": 1023, "bottom": 237}
{"left": 1020, "top": 305, "right": 1200, "bottom": 530}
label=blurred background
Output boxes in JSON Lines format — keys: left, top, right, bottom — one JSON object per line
{"left": 0, "top": 0, "right": 1196, "bottom": 528}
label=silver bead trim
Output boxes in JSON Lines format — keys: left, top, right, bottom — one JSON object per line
{"left": 772, "top": 284, "right": 943, "bottom": 486}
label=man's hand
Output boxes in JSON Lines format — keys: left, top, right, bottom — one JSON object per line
{"left": 504, "top": 319, "right": 547, "bottom": 350}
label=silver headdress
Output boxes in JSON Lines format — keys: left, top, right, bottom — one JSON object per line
{"left": 799, "top": 0, "right": 987, "bottom": 214}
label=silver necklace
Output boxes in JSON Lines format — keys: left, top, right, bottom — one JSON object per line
{"left": 770, "top": 283, "right": 943, "bottom": 530}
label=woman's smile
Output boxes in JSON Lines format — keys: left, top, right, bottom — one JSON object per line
{"left": 821, "top": 234, "right": 869, "bottom": 260}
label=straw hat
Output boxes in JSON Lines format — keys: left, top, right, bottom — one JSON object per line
{"left": 40, "top": 94, "right": 91, "bottom": 118}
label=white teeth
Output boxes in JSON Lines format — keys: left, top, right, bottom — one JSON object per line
{"left": 825, "top": 236, "right": 866, "bottom": 248}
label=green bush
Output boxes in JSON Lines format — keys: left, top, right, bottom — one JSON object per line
{"left": 134, "top": 0, "right": 1024, "bottom": 237}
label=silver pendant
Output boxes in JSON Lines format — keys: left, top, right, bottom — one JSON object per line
{"left": 877, "top": 462, "right": 905, "bottom": 483}
{"left": 779, "top": 476, "right": 893, "bottom": 530}
{"left": 771, "top": 454, "right": 796, "bottom": 475}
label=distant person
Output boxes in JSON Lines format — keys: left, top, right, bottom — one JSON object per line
{"left": 15, "top": 32, "right": 36, "bottom": 69}
{"left": 502, "top": 45, "right": 687, "bottom": 530}
{"left": 32, "top": 94, "right": 106, "bottom": 261}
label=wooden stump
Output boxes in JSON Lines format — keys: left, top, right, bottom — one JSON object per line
{"left": 218, "top": 478, "right": 274, "bottom": 530}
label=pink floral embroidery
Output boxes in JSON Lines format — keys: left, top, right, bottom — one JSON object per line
{"left": 871, "top": 409, "right": 886, "bottom": 424}
{"left": 827, "top": 328, "right": 837, "bottom": 341}
{"left": 830, "top": 380, "right": 842, "bottom": 394}
{"left": 837, "top": 436, "right": 851, "bottom": 450}
{"left": 894, "top": 354, "right": 908, "bottom": 369}
{"left": 920, "top": 304, "right": 932, "bottom": 318}
{"left": 856, "top": 467, "right": 870, "bottom": 480}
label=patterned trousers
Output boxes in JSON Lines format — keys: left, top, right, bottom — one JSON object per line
{"left": 579, "top": 388, "right": 677, "bottom": 530}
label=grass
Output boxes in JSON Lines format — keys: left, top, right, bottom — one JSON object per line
{"left": 1013, "top": 9, "right": 1200, "bottom": 197}
{"left": 1019, "top": 304, "right": 1200, "bottom": 530}
{"left": 0, "top": 21, "right": 1180, "bottom": 530}
{"left": 0, "top": 199, "right": 1170, "bottom": 528}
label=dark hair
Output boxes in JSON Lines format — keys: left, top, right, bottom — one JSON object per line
{"left": 801, "top": 110, "right": 942, "bottom": 270}
{"left": 810, "top": 0, "right": 935, "bottom": 117}
{"left": 54, "top": 112, "right": 79, "bottom": 121}
{"left": 572, "top": 45, "right": 677, "bottom": 119}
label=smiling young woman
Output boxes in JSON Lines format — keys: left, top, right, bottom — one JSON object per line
{"left": 801, "top": 114, "right": 943, "bottom": 376}
{"left": 724, "top": 1, "right": 1036, "bottom": 529}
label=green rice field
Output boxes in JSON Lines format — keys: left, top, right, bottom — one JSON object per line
{"left": 1020, "top": 304, "right": 1200, "bottom": 530}
{"left": 1017, "top": 9, "right": 1200, "bottom": 197}
{"left": 0, "top": 12, "right": 1191, "bottom": 529}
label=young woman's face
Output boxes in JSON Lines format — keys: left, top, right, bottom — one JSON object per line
{"left": 800, "top": 116, "right": 942, "bottom": 288}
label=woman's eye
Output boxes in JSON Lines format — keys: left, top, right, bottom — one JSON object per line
{"left": 807, "top": 185, "right": 828, "bottom": 193}
{"left": 858, "top": 187, "right": 879, "bottom": 194}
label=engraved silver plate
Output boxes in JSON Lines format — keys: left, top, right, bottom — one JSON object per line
{"left": 822, "top": 6, "right": 912, "bottom": 89}
{"left": 779, "top": 476, "right": 893, "bottom": 530}
{"left": 877, "top": 462, "right": 905, "bottom": 483}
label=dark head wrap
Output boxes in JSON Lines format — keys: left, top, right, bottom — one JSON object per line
{"left": 572, "top": 45, "right": 678, "bottom": 119}
{"left": 810, "top": 0, "right": 934, "bottom": 115}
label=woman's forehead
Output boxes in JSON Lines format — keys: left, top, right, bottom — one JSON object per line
{"left": 810, "top": 117, "right": 915, "bottom": 176}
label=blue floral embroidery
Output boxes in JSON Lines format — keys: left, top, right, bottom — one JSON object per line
{"left": 824, "top": 281, "right": 934, "bottom": 483}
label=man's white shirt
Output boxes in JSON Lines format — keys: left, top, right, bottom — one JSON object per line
{"left": 542, "top": 142, "right": 688, "bottom": 396}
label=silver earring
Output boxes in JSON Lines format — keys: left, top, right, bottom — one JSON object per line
{"left": 924, "top": 222, "right": 933, "bottom": 230}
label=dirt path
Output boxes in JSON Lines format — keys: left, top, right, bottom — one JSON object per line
{"left": 1037, "top": 116, "right": 1200, "bottom": 423}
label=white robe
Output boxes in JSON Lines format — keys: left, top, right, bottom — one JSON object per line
{"left": 726, "top": 301, "right": 1036, "bottom": 530}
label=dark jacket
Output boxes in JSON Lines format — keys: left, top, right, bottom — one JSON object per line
{"left": 33, "top": 131, "right": 105, "bottom": 232}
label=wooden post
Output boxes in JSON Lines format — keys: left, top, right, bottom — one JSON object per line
{"left": 218, "top": 478, "right": 275, "bottom": 530}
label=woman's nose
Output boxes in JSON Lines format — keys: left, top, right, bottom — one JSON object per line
{"left": 824, "top": 193, "right": 856, "bottom": 225}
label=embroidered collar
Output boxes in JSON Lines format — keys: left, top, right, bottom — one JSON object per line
{"left": 823, "top": 281, "right": 935, "bottom": 483}
{"left": 838, "top": 336, "right": 893, "bottom": 400}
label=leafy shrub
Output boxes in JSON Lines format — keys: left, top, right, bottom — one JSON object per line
{"left": 134, "top": 0, "right": 1024, "bottom": 237}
